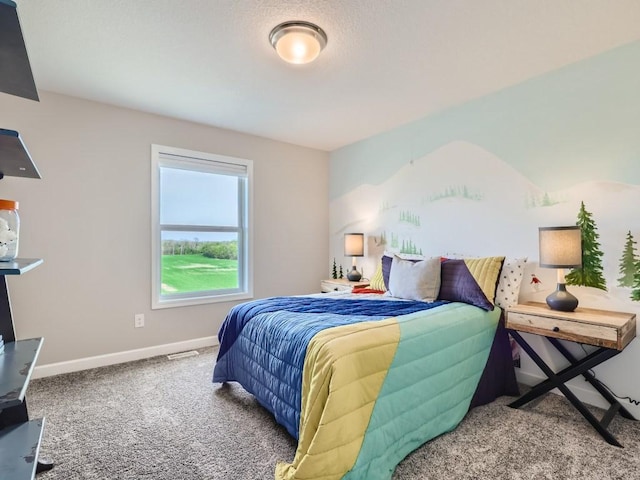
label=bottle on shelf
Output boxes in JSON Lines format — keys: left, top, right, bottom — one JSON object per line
{"left": 0, "top": 199, "right": 19, "bottom": 261}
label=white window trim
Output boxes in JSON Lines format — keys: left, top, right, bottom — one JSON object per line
{"left": 151, "top": 144, "right": 253, "bottom": 309}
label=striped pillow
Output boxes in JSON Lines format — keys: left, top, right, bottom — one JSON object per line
{"left": 369, "top": 261, "right": 387, "bottom": 292}
{"left": 464, "top": 256, "right": 505, "bottom": 304}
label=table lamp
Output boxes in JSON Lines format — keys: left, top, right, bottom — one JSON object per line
{"left": 539, "top": 226, "right": 582, "bottom": 312}
{"left": 344, "top": 233, "right": 364, "bottom": 281}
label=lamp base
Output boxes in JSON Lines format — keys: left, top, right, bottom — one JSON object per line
{"left": 546, "top": 283, "right": 578, "bottom": 312}
{"left": 347, "top": 266, "right": 362, "bottom": 282}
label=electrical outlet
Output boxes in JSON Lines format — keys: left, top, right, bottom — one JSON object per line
{"left": 134, "top": 313, "right": 145, "bottom": 328}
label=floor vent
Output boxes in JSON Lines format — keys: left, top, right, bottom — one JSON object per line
{"left": 167, "top": 350, "right": 199, "bottom": 360}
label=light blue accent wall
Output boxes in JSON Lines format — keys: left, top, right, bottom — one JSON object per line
{"left": 328, "top": 39, "right": 640, "bottom": 417}
{"left": 330, "top": 40, "right": 640, "bottom": 200}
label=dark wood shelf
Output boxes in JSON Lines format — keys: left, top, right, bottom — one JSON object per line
{"left": 0, "top": 338, "right": 43, "bottom": 409}
{"left": 0, "top": 418, "right": 45, "bottom": 480}
{"left": 0, "top": 0, "right": 39, "bottom": 102}
{"left": 0, "top": 258, "right": 44, "bottom": 275}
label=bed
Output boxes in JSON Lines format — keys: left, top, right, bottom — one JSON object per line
{"left": 212, "top": 255, "right": 521, "bottom": 480}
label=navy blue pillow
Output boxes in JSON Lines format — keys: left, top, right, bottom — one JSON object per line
{"left": 437, "top": 259, "right": 493, "bottom": 311}
{"left": 381, "top": 255, "right": 393, "bottom": 289}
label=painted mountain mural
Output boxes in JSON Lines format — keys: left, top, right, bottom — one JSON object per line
{"left": 330, "top": 140, "right": 640, "bottom": 306}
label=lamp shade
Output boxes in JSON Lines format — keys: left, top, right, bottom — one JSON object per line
{"left": 539, "top": 226, "right": 582, "bottom": 268}
{"left": 344, "top": 233, "right": 364, "bottom": 257}
{"left": 269, "top": 21, "right": 327, "bottom": 64}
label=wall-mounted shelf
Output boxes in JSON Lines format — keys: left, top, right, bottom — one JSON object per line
{"left": 0, "top": 258, "right": 44, "bottom": 275}
{"left": 0, "top": 0, "right": 39, "bottom": 101}
{"left": 0, "top": 130, "right": 41, "bottom": 180}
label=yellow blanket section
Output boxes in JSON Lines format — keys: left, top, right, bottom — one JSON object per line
{"left": 275, "top": 318, "right": 400, "bottom": 480}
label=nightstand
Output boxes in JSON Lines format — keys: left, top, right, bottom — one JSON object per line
{"left": 320, "top": 279, "right": 369, "bottom": 293}
{"left": 506, "top": 301, "right": 637, "bottom": 447}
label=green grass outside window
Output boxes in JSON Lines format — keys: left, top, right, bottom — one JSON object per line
{"left": 161, "top": 254, "right": 238, "bottom": 294}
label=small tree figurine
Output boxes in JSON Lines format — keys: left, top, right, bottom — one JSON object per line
{"left": 332, "top": 258, "right": 338, "bottom": 279}
{"left": 339, "top": 265, "right": 344, "bottom": 279}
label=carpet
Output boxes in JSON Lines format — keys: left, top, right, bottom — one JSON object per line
{"left": 27, "top": 347, "right": 640, "bottom": 479}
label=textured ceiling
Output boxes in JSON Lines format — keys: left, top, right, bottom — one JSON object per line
{"left": 14, "top": 0, "right": 640, "bottom": 151}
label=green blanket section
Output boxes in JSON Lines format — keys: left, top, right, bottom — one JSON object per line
{"left": 344, "top": 302, "right": 500, "bottom": 480}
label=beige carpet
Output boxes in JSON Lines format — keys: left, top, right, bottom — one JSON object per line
{"left": 27, "top": 347, "right": 640, "bottom": 479}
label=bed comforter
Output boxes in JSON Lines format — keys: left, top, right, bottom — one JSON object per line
{"left": 213, "top": 296, "right": 502, "bottom": 480}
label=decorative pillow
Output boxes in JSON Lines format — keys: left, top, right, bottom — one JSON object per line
{"left": 369, "top": 261, "right": 387, "bottom": 292}
{"left": 495, "top": 257, "right": 528, "bottom": 309}
{"left": 381, "top": 254, "right": 424, "bottom": 289}
{"left": 438, "top": 256, "right": 505, "bottom": 311}
{"left": 381, "top": 254, "right": 393, "bottom": 289}
{"left": 352, "top": 287, "right": 385, "bottom": 294}
{"left": 388, "top": 256, "right": 441, "bottom": 301}
{"left": 464, "top": 256, "right": 505, "bottom": 303}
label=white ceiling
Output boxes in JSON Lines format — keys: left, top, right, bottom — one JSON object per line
{"left": 15, "top": 0, "right": 640, "bottom": 151}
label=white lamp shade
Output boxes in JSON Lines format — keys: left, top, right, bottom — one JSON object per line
{"left": 539, "top": 226, "right": 582, "bottom": 268}
{"left": 344, "top": 233, "right": 364, "bottom": 257}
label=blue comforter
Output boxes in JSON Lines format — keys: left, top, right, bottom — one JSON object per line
{"left": 213, "top": 296, "right": 447, "bottom": 438}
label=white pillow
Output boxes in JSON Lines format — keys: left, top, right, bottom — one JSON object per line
{"left": 388, "top": 255, "right": 441, "bottom": 301}
{"left": 495, "top": 257, "right": 528, "bottom": 308}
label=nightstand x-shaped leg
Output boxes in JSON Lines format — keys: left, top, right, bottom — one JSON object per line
{"left": 507, "top": 330, "right": 637, "bottom": 447}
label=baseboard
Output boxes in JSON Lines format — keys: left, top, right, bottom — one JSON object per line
{"left": 32, "top": 336, "right": 219, "bottom": 379}
{"left": 515, "top": 369, "right": 640, "bottom": 419}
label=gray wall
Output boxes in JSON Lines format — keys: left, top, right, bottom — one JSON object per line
{"left": 0, "top": 91, "right": 329, "bottom": 365}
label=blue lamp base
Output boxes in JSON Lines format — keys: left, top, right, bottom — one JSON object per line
{"left": 546, "top": 283, "right": 578, "bottom": 312}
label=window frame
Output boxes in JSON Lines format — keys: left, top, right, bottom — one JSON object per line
{"left": 151, "top": 144, "right": 253, "bottom": 309}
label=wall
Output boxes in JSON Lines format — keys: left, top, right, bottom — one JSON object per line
{"left": 329, "top": 40, "right": 640, "bottom": 416}
{"left": 0, "top": 91, "right": 329, "bottom": 367}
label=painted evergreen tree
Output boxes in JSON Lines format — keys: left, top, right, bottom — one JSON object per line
{"left": 565, "top": 201, "right": 607, "bottom": 290}
{"left": 631, "top": 258, "right": 640, "bottom": 301}
{"left": 618, "top": 231, "right": 638, "bottom": 287}
{"left": 391, "top": 233, "right": 398, "bottom": 249}
{"left": 332, "top": 258, "right": 337, "bottom": 279}
{"left": 338, "top": 265, "right": 343, "bottom": 279}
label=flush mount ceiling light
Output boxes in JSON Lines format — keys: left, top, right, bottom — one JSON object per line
{"left": 269, "top": 21, "right": 327, "bottom": 65}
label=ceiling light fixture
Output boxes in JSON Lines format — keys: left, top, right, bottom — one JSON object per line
{"left": 269, "top": 21, "right": 327, "bottom": 65}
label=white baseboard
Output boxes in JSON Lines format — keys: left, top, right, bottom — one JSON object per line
{"left": 516, "top": 369, "right": 640, "bottom": 419}
{"left": 32, "top": 336, "right": 219, "bottom": 379}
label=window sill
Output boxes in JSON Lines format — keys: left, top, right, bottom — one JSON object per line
{"left": 152, "top": 291, "right": 253, "bottom": 310}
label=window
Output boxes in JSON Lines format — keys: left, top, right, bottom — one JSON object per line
{"left": 151, "top": 145, "right": 253, "bottom": 309}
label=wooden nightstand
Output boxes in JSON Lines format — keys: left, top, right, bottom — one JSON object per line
{"left": 506, "top": 302, "right": 637, "bottom": 447}
{"left": 320, "top": 279, "right": 369, "bottom": 293}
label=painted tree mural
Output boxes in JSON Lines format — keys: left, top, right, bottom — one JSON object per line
{"left": 390, "top": 233, "right": 399, "bottom": 249}
{"left": 618, "top": 231, "right": 638, "bottom": 287}
{"left": 425, "top": 185, "right": 483, "bottom": 203}
{"left": 375, "top": 231, "right": 387, "bottom": 246}
{"left": 565, "top": 201, "right": 607, "bottom": 291}
{"left": 399, "top": 210, "right": 421, "bottom": 227}
{"left": 632, "top": 259, "right": 640, "bottom": 301}
{"left": 400, "top": 239, "right": 423, "bottom": 255}
{"left": 525, "top": 191, "right": 560, "bottom": 209}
